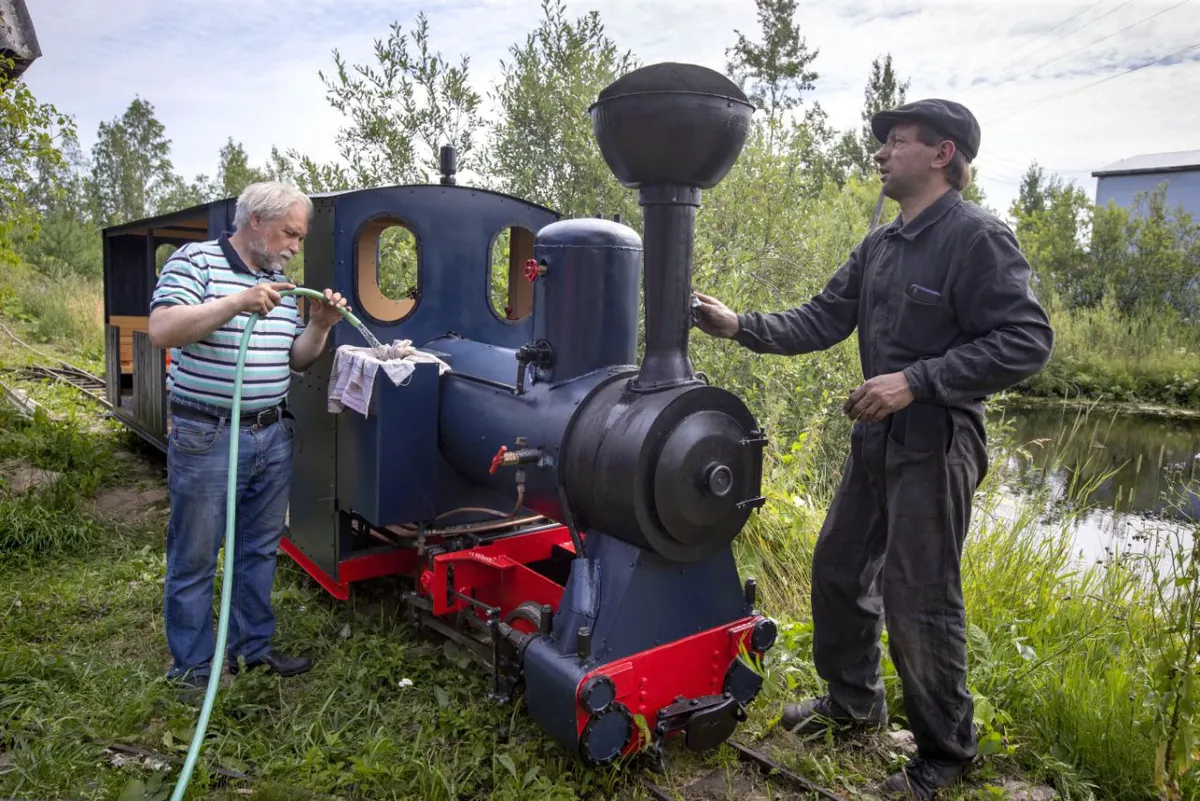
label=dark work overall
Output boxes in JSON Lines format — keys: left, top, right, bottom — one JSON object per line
{"left": 731, "top": 189, "right": 1055, "bottom": 767}
{"left": 811, "top": 401, "right": 987, "bottom": 764}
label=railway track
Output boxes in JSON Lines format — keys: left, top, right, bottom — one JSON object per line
{"left": 6, "top": 363, "right": 110, "bottom": 408}
{"left": 640, "top": 738, "right": 844, "bottom": 800}
{"left": 0, "top": 320, "right": 112, "bottom": 410}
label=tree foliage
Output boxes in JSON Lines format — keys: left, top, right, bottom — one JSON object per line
{"left": 483, "top": 0, "right": 639, "bottom": 221}
{"left": 317, "top": 13, "right": 484, "bottom": 187}
{"left": 0, "top": 56, "right": 74, "bottom": 261}
{"left": 1012, "top": 163, "right": 1199, "bottom": 319}
{"left": 834, "top": 53, "right": 910, "bottom": 179}
{"left": 724, "top": 0, "right": 818, "bottom": 123}
{"left": 215, "top": 138, "right": 267, "bottom": 198}
{"left": 85, "top": 97, "right": 176, "bottom": 226}
{"left": 264, "top": 146, "right": 353, "bottom": 194}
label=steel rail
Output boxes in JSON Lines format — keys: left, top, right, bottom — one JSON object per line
{"left": 637, "top": 738, "right": 844, "bottom": 800}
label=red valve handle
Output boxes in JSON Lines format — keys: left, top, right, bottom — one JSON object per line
{"left": 524, "top": 259, "right": 545, "bottom": 282}
{"left": 489, "top": 445, "right": 509, "bottom": 474}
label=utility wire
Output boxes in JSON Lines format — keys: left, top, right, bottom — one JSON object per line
{"left": 1007, "top": 0, "right": 1191, "bottom": 81}
{"left": 986, "top": 41, "right": 1200, "bottom": 123}
{"left": 997, "top": 0, "right": 1138, "bottom": 72}
{"left": 991, "top": 0, "right": 1110, "bottom": 71}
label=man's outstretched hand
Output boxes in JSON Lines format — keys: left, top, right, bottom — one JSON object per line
{"left": 844, "top": 372, "right": 914, "bottom": 423}
{"left": 692, "top": 292, "right": 740, "bottom": 339}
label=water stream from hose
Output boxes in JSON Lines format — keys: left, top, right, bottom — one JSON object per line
{"left": 356, "top": 322, "right": 386, "bottom": 353}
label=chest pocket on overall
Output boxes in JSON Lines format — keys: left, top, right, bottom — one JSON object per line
{"left": 895, "top": 282, "right": 951, "bottom": 354}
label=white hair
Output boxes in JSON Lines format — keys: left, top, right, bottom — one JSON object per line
{"left": 233, "top": 181, "right": 312, "bottom": 230}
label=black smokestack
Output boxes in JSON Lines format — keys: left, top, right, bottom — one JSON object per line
{"left": 589, "top": 63, "right": 753, "bottom": 392}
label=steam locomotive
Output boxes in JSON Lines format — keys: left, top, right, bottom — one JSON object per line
{"left": 99, "top": 62, "right": 777, "bottom": 766}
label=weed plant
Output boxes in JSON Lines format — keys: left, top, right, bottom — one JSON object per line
{"left": 1019, "top": 293, "right": 1200, "bottom": 408}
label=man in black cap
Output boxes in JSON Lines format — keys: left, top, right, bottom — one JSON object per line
{"left": 693, "top": 99, "right": 1053, "bottom": 798}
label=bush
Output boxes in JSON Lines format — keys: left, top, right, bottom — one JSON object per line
{"left": 1016, "top": 295, "right": 1200, "bottom": 408}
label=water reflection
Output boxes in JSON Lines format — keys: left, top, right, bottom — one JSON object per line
{"left": 985, "top": 403, "right": 1200, "bottom": 564}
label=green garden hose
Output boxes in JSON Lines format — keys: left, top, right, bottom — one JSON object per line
{"left": 171, "top": 287, "right": 364, "bottom": 801}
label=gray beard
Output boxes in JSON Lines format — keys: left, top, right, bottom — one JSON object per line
{"left": 248, "top": 236, "right": 289, "bottom": 273}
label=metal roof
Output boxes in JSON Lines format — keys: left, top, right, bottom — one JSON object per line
{"left": 101, "top": 198, "right": 226, "bottom": 237}
{"left": 1092, "top": 150, "right": 1200, "bottom": 178}
{"left": 0, "top": 0, "right": 42, "bottom": 81}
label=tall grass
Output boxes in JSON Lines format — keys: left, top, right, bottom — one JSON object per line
{"left": 1020, "top": 294, "right": 1200, "bottom": 408}
{"left": 737, "top": 403, "right": 1200, "bottom": 799}
{"left": 0, "top": 263, "right": 106, "bottom": 364}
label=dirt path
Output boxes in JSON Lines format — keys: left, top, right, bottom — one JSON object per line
{"left": 87, "top": 448, "right": 170, "bottom": 525}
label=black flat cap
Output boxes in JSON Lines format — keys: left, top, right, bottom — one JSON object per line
{"left": 871, "top": 98, "right": 981, "bottom": 162}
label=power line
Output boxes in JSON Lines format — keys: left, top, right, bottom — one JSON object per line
{"left": 986, "top": 41, "right": 1200, "bottom": 123}
{"left": 1007, "top": 0, "right": 1191, "bottom": 81}
{"left": 985, "top": 150, "right": 1038, "bottom": 169}
{"left": 991, "top": 0, "right": 1114, "bottom": 72}
{"left": 998, "top": 0, "right": 1138, "bottom": 72}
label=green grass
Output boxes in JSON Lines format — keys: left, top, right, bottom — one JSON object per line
{"left": 0, "top": 262, "right": 107, "bottom": 368}
{"left": 0, "top": 552, "right": 631, "bottom": 800}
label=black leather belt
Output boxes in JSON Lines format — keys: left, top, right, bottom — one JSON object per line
{"left": 170, "top": 401, "right": 282, "bottom": 428}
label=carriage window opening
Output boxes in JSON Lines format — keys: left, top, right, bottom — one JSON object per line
{"left": 490, "top": 226, "right": 535, "bottom": 321}
{"left": 283, "top": 238, "right": 308, "bottom": 320}
{"left": 154, "top": 243, "right": 177, "bottom": 276}
{"left": 356, "top": 218, "right": 419, "bottom": 323}
{"left": 286, "top": 238, "right": 306, "bottom": 287}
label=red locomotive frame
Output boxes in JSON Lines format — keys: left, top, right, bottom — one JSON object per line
{"left": 278, "top": 523, "right": 770, "bottom": 761}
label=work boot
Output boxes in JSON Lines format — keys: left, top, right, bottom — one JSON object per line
{"left": 229, "top": 651, "right": 313, "bottom": 677}
{"left": 876, "top": 757, "right": 970, "bottom": 799}
{"left": 780, "top": 695, "right": 887, "bottom": 738}
{"left": 169, "top": 671, "right": 210, "bottom": 703}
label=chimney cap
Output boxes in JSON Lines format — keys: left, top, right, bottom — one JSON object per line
{"left": 589, "top": 62, "right": 753, "bottom": 190}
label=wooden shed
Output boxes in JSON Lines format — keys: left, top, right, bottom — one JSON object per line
{"left": 101, "top": 198, "right": 234, "bottom": 450}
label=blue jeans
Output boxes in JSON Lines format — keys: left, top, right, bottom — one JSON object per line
{"left": 163, "top": 409, "right": 294, "bottom": 680}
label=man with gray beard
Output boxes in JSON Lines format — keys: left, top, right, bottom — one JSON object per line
{"left": 149, "top": 181, "right": 349, "bottom": 694}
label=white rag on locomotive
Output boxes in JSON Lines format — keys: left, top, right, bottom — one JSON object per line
{"left": 288, "top": 62, "right": 778, "bottom": 766}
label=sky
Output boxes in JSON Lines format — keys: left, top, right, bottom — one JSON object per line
{"left": 18, "top": 0, "right": 1200, "bottom": 219}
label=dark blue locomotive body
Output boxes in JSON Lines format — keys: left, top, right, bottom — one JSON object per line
{"left": 285, "top": 62, "right": 778, "bottom": 765}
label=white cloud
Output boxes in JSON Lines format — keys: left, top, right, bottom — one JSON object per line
{"left": 21, "top": 0, "right": 1200, "bottom": 217}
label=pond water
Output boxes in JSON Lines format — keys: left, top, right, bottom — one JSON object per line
{"left": 986, "top": 402, "right": 1200, "bottom": 566}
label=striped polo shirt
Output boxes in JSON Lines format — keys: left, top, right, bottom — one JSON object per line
{"left": 150, "top": 234, "right": 304, "bottom": 412}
